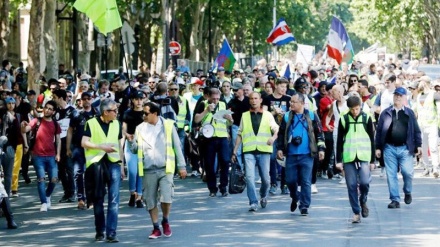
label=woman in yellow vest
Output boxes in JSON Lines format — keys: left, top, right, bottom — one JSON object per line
{"left": 335, "top": 96, "right": 375, "bottom": 224}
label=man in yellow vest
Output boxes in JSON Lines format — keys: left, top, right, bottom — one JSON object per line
{"left": 81, "top": 99, "right": 125, "bottom": 243}
{"left": 194, "top": 88, "right": 233, "bottom": 197}
{"left": 335, "top": 96, "right": 375, "bottom": 224}
{"left": 232, "top": 92, "right": 278, "bottom": 211}
{"left": 127, "top": 102, "right": 187, "bottom": 239}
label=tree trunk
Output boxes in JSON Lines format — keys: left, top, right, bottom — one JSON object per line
{"left": 43, "top": 0, "right": 58, "bottom": 80}
{"left": 0, "top": 0, "right": 10, "bottom": 59}
{"left": 77, "top": 14, "right": 90, "bottom": 74}
{"left": 108, "top": 31, "right": 120, "bottom": 69}
{"left": 27, "top": 0, "right": 44, "bottom": 92}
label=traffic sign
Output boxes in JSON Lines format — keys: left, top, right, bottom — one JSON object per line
{"left": 169, "top": 41, "right": 181, "bottom": 55}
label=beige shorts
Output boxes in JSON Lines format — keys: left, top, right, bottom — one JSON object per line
{"left": 143, "top": 169, "right": 174, "bottom": 210}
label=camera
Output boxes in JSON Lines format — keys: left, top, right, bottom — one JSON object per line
{"left": 291, "top": 136, "right": 302, "bottom": 146}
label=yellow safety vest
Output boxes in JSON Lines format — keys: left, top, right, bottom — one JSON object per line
{"left": 85, "top": 118, "right": 121, "bottom": 168}
{"left": 241, "top": 111, "right": 273, "bottom": 153}
{"left": 202, "top": 101, "right": 228, "bottom": 138}
{"left": 137, "top": 119, "right": 176, "bottom": 176}
{"left": 416, "top": 92, "right": 438, "bottom": 127}
{"left": 176, "top": 96, "right": 187, "bottom": 129}
{"left": 340, "top": 112, "right": 371, "bottom": 163}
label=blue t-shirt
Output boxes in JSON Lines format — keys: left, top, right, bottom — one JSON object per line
{"left": 287, "top": 113, "right": 311, "bottom": 155}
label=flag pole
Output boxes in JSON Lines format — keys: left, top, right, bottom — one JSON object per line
{"left": 272, "top": 0, "right": 277, "bottom": 63}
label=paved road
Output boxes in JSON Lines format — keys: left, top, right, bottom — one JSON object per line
{"left": 1, "top": 167, "right": 439, "bottom": 247}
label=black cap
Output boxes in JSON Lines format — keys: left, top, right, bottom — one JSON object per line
{"left": 27, "top": 90, "right": 36, "bottom": 95}
{"left": 81, "top": 91, "right": 93, "bottom": 99}
{"left": 132, "top": 90, "right": 145, "bottom": 99}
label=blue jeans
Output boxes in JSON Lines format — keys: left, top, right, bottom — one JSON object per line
{"left": 1, "top": 146, "right": 15, "bottom": 196}
{"left": 93, "top": 162, "right": 121, "bottom": 237}
{"left": 343, "top": 161, "right": 370, "bottom": 214}
{"left": 285, "top": 154, "right": 313, "bottom": 210}
{"left": 32, "top": 155, "right": 58, "bottom": 204}
{"left": 384, "top": 144, "right": 413, "bottom": 202}
{"left": 244, "top": 153, "right": 270, "bottom": 205}
{"left": 124, "top": 141, "right": 142, "bottom": 195}
{"left": 231, "top": 125, "right": 243, "bottom": 169}
{"left": 72, "top": 146, "right": 86, "bottom": 201}
{"left": 204, "top": 137, "right": 230, "bottom": 193}
{"left": 177, "top": 128, "right": 186, "bottom": 157}
{"left": 269, "top": 140, "right": 279, "bottom": 186}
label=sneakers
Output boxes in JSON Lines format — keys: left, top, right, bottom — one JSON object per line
{"left": 46, "top": 197, "right": 51, "bottom": 209}
{"left": 59, "top": 195, "right": 75, "bottom": 203}
{"left": 404, "top": 194, "right": 412, "bottom": 204}
{"left": 422, "top": 169, "right": 430, "bottom": 177}
{"left": 361, "top": 202, "right": 369, "bottom": 218}
{"left": 321, "top": 172, "right": 328, "bottom": 179}
{"left": 40, "top": 203, "right": 48, "bottom": 212}
{"left": 249, "top": 203, "right": 258, "bottom": 212}
{"left": 191, "top": 171, "right": 201, "bottom": 177}
{"left": 281, "top": 185, "right": 289, "bottom": 195}
{"left": 95, "top": 233, "right": 105, "bottom": 241}
{"left": 149, "top": 229, "right": 162, "bottom": 239}
{"left": 78, "top": 200, "right": 86, "bottom": 210}
{"left": 290, "top": 200, "right": 297, "bottom": 212}
{"left": 106, "top": 235, "right": 119, "bottom": 243}
{"left": 388, "top": 201, "right": 400, "bottom": 209}
{"left": 128, "top": 194, "right": 136, "bottom": 207}
{"left": 136, "top": 200, "right": 144, "bottom": 208}
{"left": 311, "top": 184, "right": 318, "bottom": 194}
{"left": 162, "top": 222, "right": 172, "bottom": 237}
{"left": 352, "top": 214, "right": 361, "bottom": 223}
{"left": 300, "top": 209, "right": 308, "bottom": 216}
{"left": 260, "top": 198, "right": 267, "bottom": 208}
{"left": 11, "top": 191, "right": 19, "bottom": 197}
{"left": 269, "top": 185, "right": 277, "bottom": 195}
{"left": 209, "top": 192, "right": 216, "bottom": 197}
{"left": 339, "top": 177, "right": 346, "bottom": 184}
{"left": 380, "top": 167, "right": 386, "bottom": 178}
{"left": 221, "top": 191, "right": 228, "bottom": 197}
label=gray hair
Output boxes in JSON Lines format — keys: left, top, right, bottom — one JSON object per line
{"left": 100, "top": 98, "right": 117, "bottom": 113}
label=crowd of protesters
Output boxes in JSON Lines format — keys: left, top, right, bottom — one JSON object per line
{"left": 0, "top": 55, "right": 438, "bottom": 239}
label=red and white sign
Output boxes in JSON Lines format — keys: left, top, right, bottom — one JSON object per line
{"left": 169, "top": 41, "right": 181, "bottom": 55}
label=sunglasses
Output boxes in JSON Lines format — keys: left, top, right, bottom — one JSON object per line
{"left": 106, "top": 109, "right": 118, "bottom": 113}
{"left": 143, "top": 111, "right": 150, "bottom": 116}
{"left": 232, "top": 89, "right": 239, "bottom": 92}
{"left": 169, "top": 88, "right": 178, "bottom": 91}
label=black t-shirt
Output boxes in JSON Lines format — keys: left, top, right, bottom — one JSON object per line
{"left": 116, "top": 86, "right": 136, "bottom": 121}
{"left": 227, "top": 96, "right": 250, "bottom": 127}
{"left": 122, "top": 109, "right": 144, "bottom": 134}
{"left": 54, "top": 105, "right": 77, "bottom": 140}
{"left": 15, "top": 102, "right": 32, "bottom": 123}
{"left": 70, "top": 108, "right": 99, "bottom": 146}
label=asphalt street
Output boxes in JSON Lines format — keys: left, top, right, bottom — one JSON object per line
{"left": 1, "top": 167, "right": 439, "bottom": 247}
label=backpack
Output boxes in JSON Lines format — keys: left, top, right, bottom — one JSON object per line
{"left": 28, "top": 118, "right": 57, "bottom": 151}
{"left": 155, "top": 97, "right": 177, "bottom": 121}
{"left": 342, "top": 112, "right": 368, "bottom": 137}
{"left": 228, "top": 162, "right": 246, "bottom": 194}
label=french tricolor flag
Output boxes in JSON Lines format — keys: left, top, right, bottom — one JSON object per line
{"left": 266, "top": 18, "right": 295, "bottom": 46}
{"left": 327, "top": 16, "right": 354, "bottom": 65}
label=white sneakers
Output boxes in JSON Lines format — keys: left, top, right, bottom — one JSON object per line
{"left": 40, "top": 203, "right": 48, "bottom": 212}
{"left": 46, "top": 197, "right": 51, "bottom": 209}
{"left": 311, "top": 184, "right": 318, "bottom": 194}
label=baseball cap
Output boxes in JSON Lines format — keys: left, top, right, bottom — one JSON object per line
{"left": 132, "top": 90, "right": 145, "bottom": 99}
{"left": 393, "top": 87, "right": 407, "bottom": 95}
{"left": 231, "top": 82, "right": 243, "bottom": 90}
{"left": 27, "top": 90, "right": 36, "bottom": 95}
{"left": 5, "top": 96, "right": 16, "bottom": 104}
{"left": 218, "top": 66, "right": 225, "bottom": 72}
{"left": 190, "top": 77, "right": 204, "bottom": 86}
{"left": 81, "top": 91, "right": 93, "bottom": 99}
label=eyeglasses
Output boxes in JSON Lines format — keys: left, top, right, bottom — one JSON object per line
{"left": 299, "top": 86, "right": 309, "bottom": 90}
{"left": 143, "top": 111, "right": 150, "bottom": 116}
{"left": 169, "top": 88, "right": 178, "bottom": 91}
{"left": 232, "top": 89, "right": 239, "bottom": 92}
{"left": 44, "top": 107, "right": 54, "bottom": 111}
{"left": 106, "top": 109, "right": 118, "bottom": 113}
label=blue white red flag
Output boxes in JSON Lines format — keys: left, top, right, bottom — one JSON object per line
{"left": 266, "top": 18, "right": 295, "bottom": 46}
{"left": 327, "top": 16, "right": 355, "bottom": 65}
{"left": 283, "top": 64, "right": 291, "bottom": 79}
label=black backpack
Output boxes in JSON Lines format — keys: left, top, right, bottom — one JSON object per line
{"left": 228, "top": 162, "right": 246, "bottom": 194}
